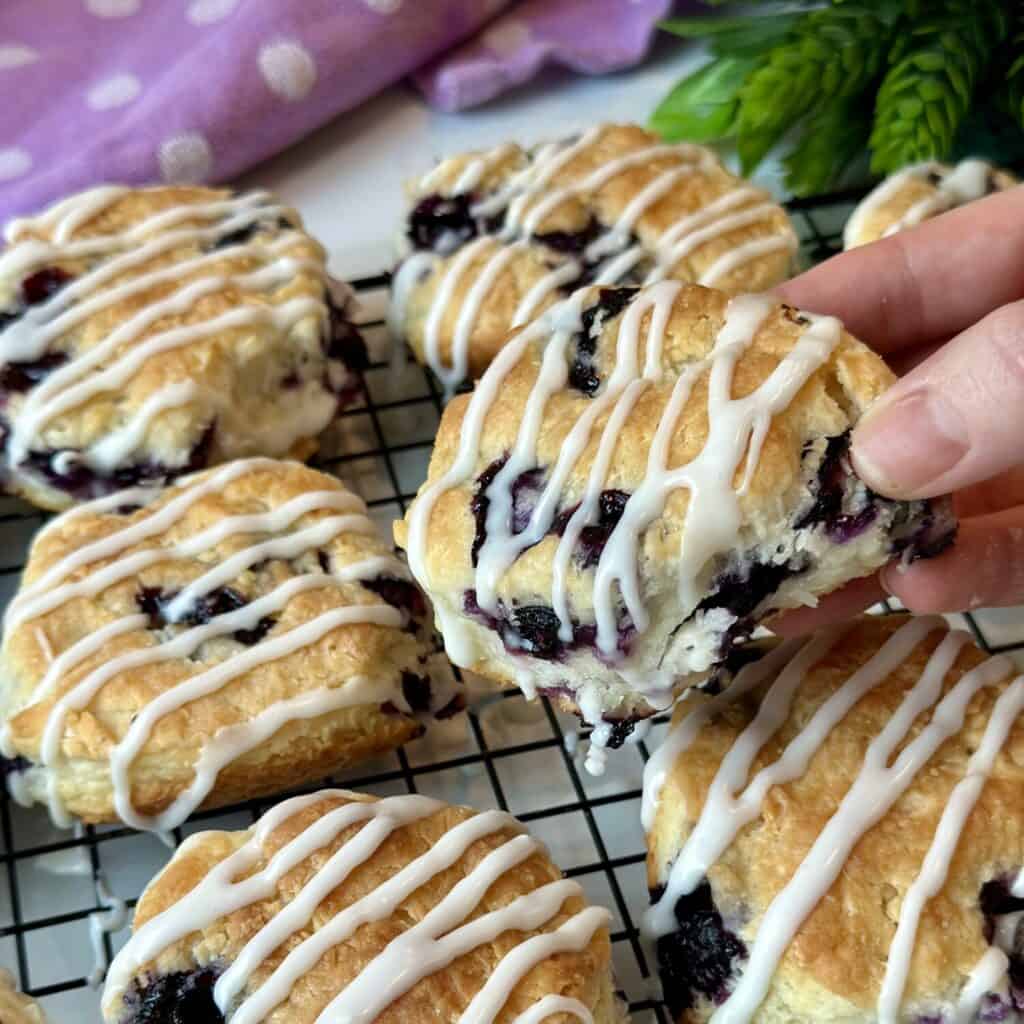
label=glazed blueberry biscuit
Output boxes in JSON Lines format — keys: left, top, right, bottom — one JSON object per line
{"left": 390, "top": 123, "right": 797, "bottom": 393}
{"left": 101, "top": 788, "right": 622, "bottom": 1023}
{"left": 395, "top": 281, "right": 955, "bottom": 740}
{"left": 843, "top": 158, "right": 1017, "bottom": 249}
{"left": 0, "top": 185, "right": 368, "bottom": 511}
{"left": 0, "top": 970, "right": 46, "bottom": 1023}
{"left": 643, "top": 615, "right": 1024, "bottom": 1023}
{"left": 0, "top": 459, "right": 459, "bottom": 831}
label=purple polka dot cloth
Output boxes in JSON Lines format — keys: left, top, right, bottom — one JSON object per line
{"left": 0, "top": 0, "right": 675, "bottom": 221}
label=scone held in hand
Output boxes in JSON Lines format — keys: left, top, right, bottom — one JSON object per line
{"left": 396, "top": 282, "right": 955, "bottom": 737}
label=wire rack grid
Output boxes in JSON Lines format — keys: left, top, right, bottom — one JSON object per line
{"left": 0, "top": 191, "right": 1023, "bottom": 1024}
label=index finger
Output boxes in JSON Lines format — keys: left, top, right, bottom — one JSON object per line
{"left": 776, "top": 184, "right": 1024, "bottom": 355}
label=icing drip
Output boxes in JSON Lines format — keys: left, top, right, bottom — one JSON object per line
{"left": 0, "top": 186, "right": 347, "bottom": 492}
{"left": 642, "top": 617, "right": 1024, "bottom": 1022}
{"left": 88, "top": 876, "right": 128, "bottom": 988}
{"left": 104, "top": 791, "right": 607, "bottom": 1023}
{"left": 399, "top": 129, "right": 796, "bottom": 390}
{"left": 844, "top": 158, "right": 996, "bottom": 247}
{"left": 4, "top": 460, "right": 425, "bottom": 831}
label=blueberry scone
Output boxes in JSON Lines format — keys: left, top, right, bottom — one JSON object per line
{"left": 643, "top": 614, "right": 1024, "bottom": 1023}
{"left": 0, "top": 459, "right": 459, "bottom": 831}
{"left": 101, "top": 788, "right": 622, "bottom": 1024}
{"left": 0, "top": 184, "right": 368, "bottom": 511}
{"left": 395, "top": 281, "right": 955, "bottom": 741}
{"left": 0, "top": 970, "right": 46, "bottom": 1024}
{"left": 390, "top": 123, "right": 797, "bottom": 393}
{"left": 844, "top": 158, "right": 1017, "bottom": 249}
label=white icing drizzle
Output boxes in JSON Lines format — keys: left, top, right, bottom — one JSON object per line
{"left": 6, "top": 185, "right": 130, "bottom": 245}
{"left": 639, "top": 616, "right": 1022, "bottom": 1023}
{"left": 4, "top": 460, "right": 424, "bottom": 831}
{"left": 878, "top": 672, "right": 1024, "bottom": 1022}
{"left": 104, "top": 792, "right": 440, "bottom": 1002}
{"left": 511, "top": 260, "right": 581, "bottom": 327}
{"left": 645, "top": 619, "right": 935, "bottom": 933}
{"left": 82, "top": 380, "right": 198, "bottom": 472}
{"left": 714, "top": 641, "right": 1017, "bottom": 1023}
{"left": 386, "top": 250, "right": 438, "bottom": 352}
{"left": 139, "top": 677, "right": 400, "bottom": 834}
{"left": 844, "top": 158, "right": 995, "bottom": 247}
{"left": 953, "top": 946, "right": 1010, "bottom": 1024}
{"left": 590, "top": 298, "right": 838, "bottom": 656}
{"left": 510, "top": 994, "right": 594, "bottom": 1023}
{"left": 456, "top": 907, "right": 610, "bottom": 1023}
{"left": 9, "top": 486, "right": 368, "bottom": 629}
{"left": 88, "top": 876, "right": 128, "bottom": 988}
{"left": 419, "top": 142, "right": 519, "bottom": 197}
{"left": 104, "top": 790, "right": 607, "bottom": 1022}
{"left": 32, "top": 625, "right": 53, "bottom": 664}
{"left": 406, "top": 274, "right": 840, "bottom": 714}
{"left": 398, "top": 128, "right": 796, "bottom": 391}
{"left": 0, "top": 186, "right": 340, "bottom": 489}
{"left": 404, "top": 307, "right": 562, "bottom": 668}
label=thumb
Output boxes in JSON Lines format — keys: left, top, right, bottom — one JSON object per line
{"left": 851, "top": 298, "right": 1024, "bottom": 501}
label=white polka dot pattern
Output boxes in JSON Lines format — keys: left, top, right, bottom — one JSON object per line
{"left": 258, "top": 39, "right": 317, "bottom": 102}
{"left": 87, "top": 72, "right": 142, "bottom": 111}
{"left": 0, "top": 148, "right": 32, "bottom": 181}
{"left": 186, "top": 0, "right": 240, "bottom": 26}
{"left": 0, "top": 45, "right": 38, "bottom": 70}
{"left": 84, "top": 0, "right": 141, "bottom": 17}
{"left": 157, "top": 132, "right": 213, "bottom": 184}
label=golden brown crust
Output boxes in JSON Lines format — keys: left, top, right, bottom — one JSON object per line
{"left": 0, "top": 185, "right": 363, "bottom": 511}
{"left": 395, "top": 282, "right": 938, "bottom": 719}
{"left": 396, "top": 123, "right": 797, "bottom": 383}
{"left": 648, "top": 615, "right": 1024, "bottom": 1022}
{"left": 844, "top": 160, "right": 1017, "bottom": 249}
{"left": 0, "top": 459, "right": 456, "bottom": 825}
{"left": 0, "top": 971, "right": 46, "bottom": 1024}
{"left": 104, "top": 790, "right": 616, "bottom": 1024}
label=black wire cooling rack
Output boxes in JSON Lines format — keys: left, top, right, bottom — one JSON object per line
{"left": 1, "top": 190, "right": 1023, "bottom": 1024}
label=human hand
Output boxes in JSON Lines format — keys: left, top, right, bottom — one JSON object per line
{"left": 771, "top": 184, "right": 1024, "bottom": 635}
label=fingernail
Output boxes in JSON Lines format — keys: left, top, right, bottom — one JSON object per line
{"left": 852, "top": 389, "right": 969, "bottom": 498}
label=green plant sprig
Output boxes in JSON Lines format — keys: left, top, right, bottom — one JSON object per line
{"left": 651, "top": 0, "right": 1021, "bottom": 195}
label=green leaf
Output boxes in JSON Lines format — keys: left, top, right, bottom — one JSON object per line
{"left": 659, "top": 15, "right": 781, "bottom": 39}
{"left": 784, "top": 97, "right": 872, "bottom": 196}
{"left": 658, "top": 13, "right": 801, "bottom": 58}
{"left": 649, "top": 57, "right": 756, "bottom": 143}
